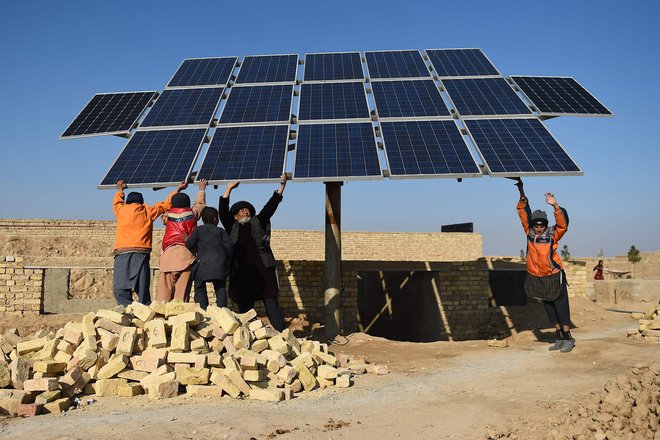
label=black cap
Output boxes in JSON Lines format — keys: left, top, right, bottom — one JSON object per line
{"left": 126, "top": 192, "right": 144, "bottom": 205}
{"left": 230, "top": 200, "right": 255, "bottom": 217}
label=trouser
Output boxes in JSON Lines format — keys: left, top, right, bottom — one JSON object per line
{"left": 113, "top": 252, "right": 151, "bottom": 306}
{"left": 238, "top": 297, "right": 285, "bottom": 332}
{"left": 543, "top": 273, "right": 570, "bottom": 326}
{"left": 156, "top": 268, "right": 193, "bottom": 302}
{"left": 194, "top": 279, "right": 227, "bottom": 310}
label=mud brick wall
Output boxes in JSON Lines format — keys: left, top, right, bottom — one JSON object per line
{"left": 564, "top": 262, "right": 588, "bottom": 298}
{"left": 0, "top": 257, "right": 43, "bottom": 314}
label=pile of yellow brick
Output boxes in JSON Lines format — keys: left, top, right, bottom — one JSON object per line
{"left": 0, "top": 301, "right": 387, "bottom": 417}
{"left": 627, "top": 302, "right": 660, "bottom": 343}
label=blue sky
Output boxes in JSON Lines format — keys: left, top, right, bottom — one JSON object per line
{"left": 1, "top": 1, "right": 659, "bottom": 258}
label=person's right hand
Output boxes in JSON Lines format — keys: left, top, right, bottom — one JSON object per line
{"left": 116, "top": 179, "right": 127, "bottom": 191}
{"left": 198, "top": 178, "right": 208, "bottom": 191}
{"left": 177, "top": 181, "right": 188, "bottom": 192}
{"left": 227, "top": 181, "right": 240, "bottom": 191}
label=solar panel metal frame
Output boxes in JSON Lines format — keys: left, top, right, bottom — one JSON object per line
{"left": 302, "top": 51, "right": 365, "bottom": 83}
{"left": 216, "top": 83, "right": 296, "bottom": 127}
{"left": 380, "top": 119, "right": 483, "bottom": 179}
{"left": 165, "top": 57, "right": 238, "bottom": 89}
{"left": 292, "top": 122, "right": 383, "bottom": 182}
{"left": 60, "top": 91, "right": 158, "bottom": 139}
{"left": 138, "top": 87, "right": 225, "bottom": 130}
{"left": 441, "top": 77, "right": 533, "bottom": 119}
{"left": 463, "top": 118, "right": 584, "bottom": 177}
{"left": 364, "top": 49, "right": 432, "bottom": 80}
{"left": 369, "top": 79, "right": 453, "bottom": 122}
{"left": 98, "top": 127, "right": 209, "bottom": 189}
{"left": 297, "top": 81, "right": 372, "bottom": 124}
{"left": 425, "top": 48, "right": 501, "bottom": 79}
{"left": 510, "top": 75, "right": 614, "bottom": 118}
{"left": 234, "top": 53, "right": 300, "bottom": 85}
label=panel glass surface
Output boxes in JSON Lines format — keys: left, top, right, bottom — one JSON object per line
{"left": 219, "top": 85, "right": 293, "bottom": 124}
{"left": 443, "top": 78, "right": 531, "bottom": 116}
{"left": 295, "top": 123, "right": 381, "bottom": 179}
{"left": 299, "top": 82, "right": 370, "bottom": 121}
{"left": 381, "top": 120, "right": 480, "bottom": 176}
{"left": 365, "top": 50, "right": 430, "bottom": 79}
{"left": 371, "top": 80, "right": 450, "bottom": 118}
{"left": 511, "top": 76, "right": 612, "bottom": 115}
{"left": 236, "top": 55, "right": 298, "bottom": 84}
{"left": 426, "top": 49, "right": 499, "bottom": 77}
{"left": 100, "top": 129, "right": 207, "bottom": 186}
{"left": 303, "top": 52, "right": 364, "bottom": 81}
{"left": 197, "top": 125, "right": 288, "bottom": 181}
{"left": 465, "top": 118, "right": 581, "bottom": 174}
{"left": 140, "top": 88, "right": 224, "bottom": 128}
{"left": 62, "top": 92, "right": 157, "bottom": 138}
{"left": 167, "top": 57, "right": 237, "bottom": 88}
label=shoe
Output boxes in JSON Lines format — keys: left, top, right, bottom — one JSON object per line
{"left": 560, "top": 338, "right": 576, "bottom": 353}
{"left": 548, "top": 339, "right": 565, "bottom": 351}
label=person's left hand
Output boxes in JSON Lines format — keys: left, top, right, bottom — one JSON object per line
{"left": 177, "top": 181, "right": 188, "bottom": 192}
{"left": 545, "top": 192, "right": 557, "bottom": 206}
{"left": 198, "top": 178, "right": 208, "bottom": 191}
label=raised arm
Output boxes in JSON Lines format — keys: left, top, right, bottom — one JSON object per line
{"left": 515, "top": 178, "right": 531, "bottom": 234}
{"left": 149, "top": 181, "right": 188, "bottom": 221}
{"left": 113, "top": 180, "right": 127, "bottom": 217}
{"left": 219, "top": 181, "right": 240, "bottom": 230}
{"left": 191, "top": 179, "right": 207, "bottom": 219}
{"left": 257, "top": 174, "right": 287, "bottom": 225}
{"left": 546, "top": 192, "right": 568, "bottom": 241}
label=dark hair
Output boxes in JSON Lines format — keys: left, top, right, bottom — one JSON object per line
{"left": 201, "top": 207, "right": 219, "bottom": 224}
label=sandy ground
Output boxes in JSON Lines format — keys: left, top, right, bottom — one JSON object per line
{"left": 1, "top": 298, "right": 658, "bottom": 440}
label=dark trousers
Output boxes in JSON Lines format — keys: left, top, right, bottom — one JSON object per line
{"left": 194, "top": 279, "right": 227, "bottom": 310}
{"left": 238, "top": 297, "right": 285, "bottom": 332}
{"left": 113, "top": 252, "right": 151, "bottom": 307}
{"left": 543, "top": 274, "right": 570, "bottom": 326}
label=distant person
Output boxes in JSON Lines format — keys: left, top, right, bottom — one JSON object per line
{"left": 219, "top": 174, "right": 287, "bottom": 331}
{"left": 156, "top": 179, "right": 207, "bottom": 303}
{"left": 185, "top": 207, "right": 233, "bottom": 309}
{"left": 515, "top": 178, "right": 575, "bottom": 353}
{"left": 593, "top": 260, "right": 605, "bottom": 280}
{"left": 112, "top": 179, "right": 186, "bottom": 307}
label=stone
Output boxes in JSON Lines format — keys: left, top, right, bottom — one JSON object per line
{"left": 194, "top": 322, "right": 215, "bottom": 339}
{"left": 97, "top": 328, "right": 119, "bottom": 352}
{"left": 369, "top": 365, "right": 389, "bottom": 375}
{"left": 266, "top": 359, "right": 281, "bottom": 374}
{"left": 240, "top": 355, "right": 259, "bottom": 370}
{"left": 145, "top": 319, "right": 168, "bottom": 348}
{"left": 170, "top": 311, "right": 203, "bottom": 326}
{"left": 95, "top": 318, "right": 124, "bottom": 335}
{"left": 186, "top": 384, "right": 223, "bottom": 397}
{"left": 233, "top": 327, "right": 251, "bottom": 350}
{"left": 223, "top": 337, "right": 237, "bottom": 355}
{"left": 33, "top": 361, "right": 67, "bottom": 373}
{"left": 81, "top": 313, "right": 97, "bottom": 339}
{"left": 488, "top": 339, "right": 509, "bottom": 348}
{"left": 115, "top": 327, "right": 138, "bottom": 356}
{"left": 140, "top": 370, "right": 176, "bottom": 389}
{"left": 317, "top": 377, "right": 333, "bottom": 388}
{"left": 16, "top": 337, "right": 48, "bottom": 356}
{"left": 54, "top": 351, "right": 72, "bottom": 363}
{"left": 210, "top": 372, "right": 241, "bottom": 398}
{"left": 251, "top": 339, "right": 269, "bottom": 353}
{"left": 248, "top": 388, "right": 284, "bottom": 402}
{"left": 150, "top": 301, "right": 168, "bottom": 316}
{"left": 165, "top": 301, "right": 197, "bottom": 317}
{"left": 96, "top": 309, "right": 130, "bottom": 325}
{"left": 167, "top": 352, "right": 200, "bottom": 364}
{"left": 42, "top": 397, "right": 71, "bottom": 414}
{"left": 206, "top": 353, "right": 223, "bottom": 367}
{"left": 175, "top": 366, "right": 210, "bottom": 385}
{"left": 0, "top": 362, "right": 11, "bottom": 387}
{"left": 312, "top": 350, "right": 337, "bottom": 366}
{"left": 10, "top": 357, "right": 30, "bottom": 389}
{"left": 300, "top": 340, "right": 315, "bottom": 353}
{"left": 317, "top": 365, "right": 338, "bottom": 380}
{"left": 276, "top": 365, "right": 297, "bottom": 384}
{"left": 255, "top": 326, "right": 279, "bottom": 340}
{"left": 262, "top": 350, "right": 287, "bottom": 368}
{"left": 58, "top": 367, "right": 84, "bottom": 389}
{"left": 147, "top": 380, "right": 179, "bottom": 400}
{"left": 93, "top": 379, "right": 129, "bottom": 397}
{"left": 284, "top": 378, "right": 301, "bottom": 393}
{"left": 293, "top": 363, "right": 317, "bottom": 391}
{"left": 248, "top": 319, "right": 264, "bottom": 332}
{"left": 141, "top": 348, "right": 169, "bottom": 363}
{"left": 268, "top": 336, "right": 290, "bottom": 355}
{"left": 23, "top": 378, "right": 60, "bottom": 392}
{"left": 206, "top": 306, "right": 240, "bottom": 334}
{"left": 57, "top": 340, "right": 76, "bottom": 355}
{"left": 97, "top": 355, "right": 128, "bottom": 379}
{"left": 118, "top": 383, "right": 144, "bottom": 397}
{"left": 226, "top": 369, "right": 251, "bottom": 396}
{"left": 35, "top": 390, "right": 61, "bottom": 405}
{"left": 73, "top": 350, "right": 98, "bottom": 371}
{"left": 117, "top": 370, "right": 149, "bottom": 381}
{"left": 170, "top": 322, "right": 190, "bottom": 352}
{"left": 243, "top": 369, "right": 268, "bottom": 382}
{"left": 281, "top": 329, "right": 301, "bottom": 355}
{"left": 130, "top": 302, "right": 156, "bottom": 322}
{"left": 335, "top": 375, "right": 352, "bottom": 388}
{"left": 235, "top": 309, "right": 257, "bottom": 325}
{"left": 190, "top": 338, "right": 208, "bottom": 353}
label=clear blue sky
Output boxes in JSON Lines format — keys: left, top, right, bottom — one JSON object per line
{"left": 1, "top": 1, "right": 659, "bottom": 258}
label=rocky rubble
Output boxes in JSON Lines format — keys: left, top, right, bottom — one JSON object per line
{"left": 0, "top": 301, "right": 387, "bottom": 417}
{"left": 627, "top": 302, "right": 660, "bottom": 343}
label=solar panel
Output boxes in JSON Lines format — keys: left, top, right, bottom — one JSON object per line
{"left": 365, "top": 50, "right": 430, "bottom": 79}
{"left": 381, "top": 120, "right": 481, "bottom": 178}
{"left": 294, "top": 123, "right": 382, "bottom": 180}
{"left": 219, "top": 84, "right": 293, "bottom": 124}
{"left": 167, "top": 57, "right": 237, "bottom": 88}
{"left": 464, "top": 118, "right": 582, "bottom": 176}
{"left": 197, "top": 125, "right": 288, "bottom": 182}
{"left": 298, "top": 82, "right": 370, "bottom": 121}
{"left": 443, "top": 78, "right": 531, "bottom": 117}
{"left": 511, "top": 76, "right": 613, "bottom": 116}
{"left": 140, "top": 88, "right": 224, "bottom": 128}
{"left": 371, "top": 80, "right": 450, "bottom": 119}
{"left": 100, "top": 128, "right": 207, "bottom": 187}
{"left": 303, "top": 52, "right": 364, "bottom": 82}
{"left": 61, "top": 92, "right": 157, "bottom": 139}
{"left": 236, "top": 54, "right": 299, "bottom": 84}
{"left": 426, "top": 49, "right": 500, "bottom": 77}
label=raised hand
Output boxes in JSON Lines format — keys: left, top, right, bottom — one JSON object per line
{"left": 198, "top": 178, "right": 208, "bottom": 191}
{"left": 545, "top": 192, "right": 557, "bottom": 207}
{"left": 116, "top": 179, "right": 127, "bottom": 191}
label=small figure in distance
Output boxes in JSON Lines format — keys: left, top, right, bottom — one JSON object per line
{"left": 112, "top": 179, "right": 186, "bottom": 307}
{"left": 593, "top": 259, "right": 605, "bottom": 280}
{"left": 185, "top": 207, "right": 233, "bottom": 309}
{"left": 515, "top": 178, "right": 575, "bottom": 353}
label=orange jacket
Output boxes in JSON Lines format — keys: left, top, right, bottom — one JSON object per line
{"left": 113, "top": 190, "right": 177, "bottom": 252}
{"left": 517, "top": 197, "right": 568, "bottom": 277}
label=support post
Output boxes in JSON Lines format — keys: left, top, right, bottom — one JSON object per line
{"left": 324, "top": 182, "right": 342, "bottom": 340}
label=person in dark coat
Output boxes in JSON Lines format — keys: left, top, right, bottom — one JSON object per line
{"left": 219, "top": 174, "right": 287, "bottom": 331}
{"left": 185, "top": 207, "right": 233, "bottom": 309}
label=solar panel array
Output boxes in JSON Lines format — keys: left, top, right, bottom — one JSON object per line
{"left": 365, "top": 50, "right": 430, "bottom": 79}
{"left": 167, "top": 57, "right": 237, "bottom": 88}
{"left": 303, "top": 52, "right": 364, "bottom": 81}
{"left": 299, "top": 82, "right": 370, "bottom": 121}
{"left": 371, "top": 80, "right": 450, "bottom": 119}
{"left": 219, "top": 85, "right": 293, "bottom": 124}
{"left": 140, "top": 88, "right": 224, "bottom": 128}
{"left": 426, "top": 49, "right": 500, "bottom": 77}
{"left": 442, "top": 78, "right": 532, "bottom": 117}
{"left": 236, "top": 54, "right": 298, "bottom": 84}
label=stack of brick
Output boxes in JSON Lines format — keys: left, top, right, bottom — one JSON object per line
{"left": 0, "top": 301, "right": 387, "bottom": 417}
{"left": 626, "top": 302, "right": 660, "bottom": 342}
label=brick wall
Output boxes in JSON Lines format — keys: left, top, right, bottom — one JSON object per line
{"left": 0, "top": 257, "right": 43, "bottom": 314}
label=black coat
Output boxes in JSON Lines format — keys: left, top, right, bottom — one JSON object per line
{"left": 185, "top": 224, "right": 232, "bottom": 282}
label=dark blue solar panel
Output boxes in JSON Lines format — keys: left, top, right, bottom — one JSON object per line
{"left": 62, "top": 92, "right": 157, "bottom": 138}
{"left": 299, "top": 82, "right": 370, "bottom": 121}
{"left": 371, "top": 80, "right": 450, "bottom": 118}
{"left": 465, "top": 118, "right": 581, "bottom": 175}
{"left": 303, "top": 52, "right": 364, "bottom": 81}
{"left": 197, "top": 125, "right": 288, "bottom": 181}
{"left": 140, "top": 88, "right": 223, "bottom": 128}
{"left": 167, "top": 57, "right": 237, "bottom": 88}
{"left": 365, "top": 50, "right": 430, "bottom": 79}
{"left": 100, "top": 129, "right": 206, "bottom": 186}
{"left": 443, "top": 78, "right": 531, "bottom": 116}
{"left": 381, "top": 120, "right": 480, "bottom": 177}
{"left": 511, "top": 76, "right": 612, "bottom": 116}
{"left": 219, "top": 85, "right": 293, "bottom": 124}
{"left": 236, "top": 55, "right": 298, "bottom": 84}
{"left": 426, "top": 49, "right": 499, "bottom": 77}
{"left": 294, "top": 123, "right": 381, "bottom": 179}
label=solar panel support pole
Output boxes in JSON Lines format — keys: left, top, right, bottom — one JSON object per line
{"left": 324, "top": 181, "right": 342, "bottom": 340}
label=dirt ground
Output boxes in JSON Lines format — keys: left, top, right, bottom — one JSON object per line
{"left": 1, "top": 298, "right": 658, "bottom": 440}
